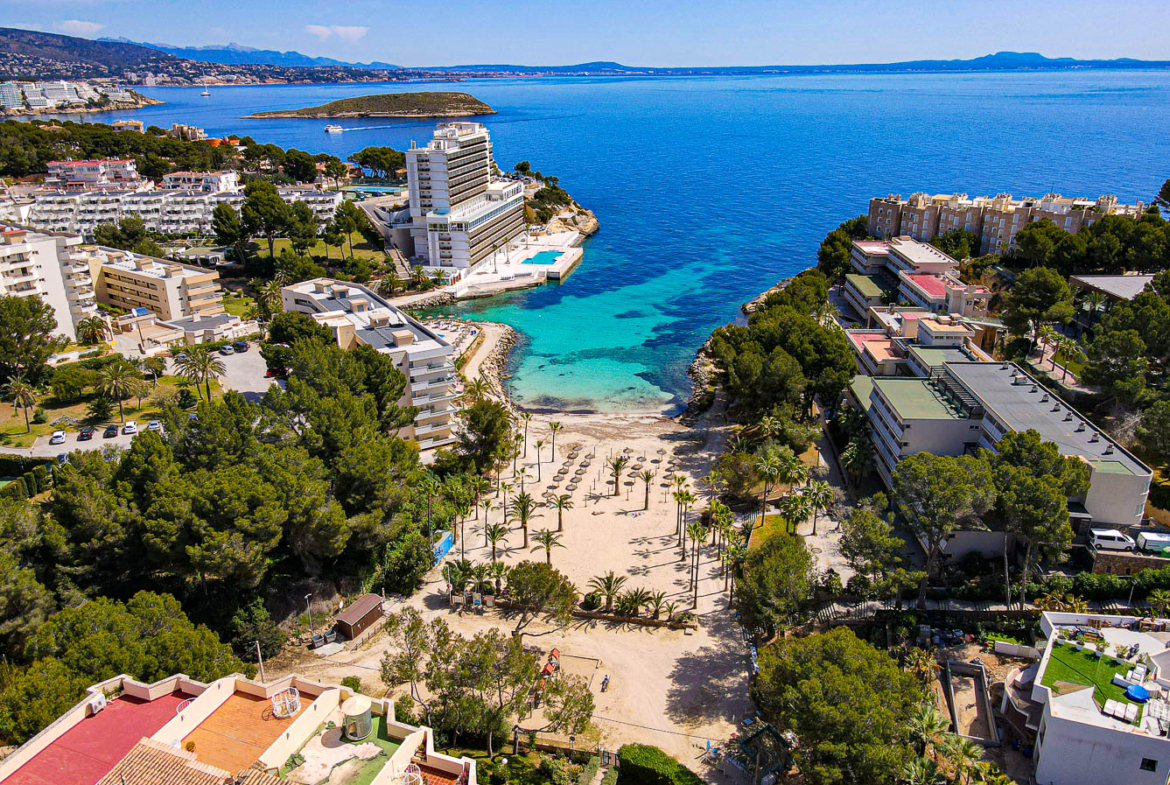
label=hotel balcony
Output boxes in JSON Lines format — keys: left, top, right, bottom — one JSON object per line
{"left": 410, "top": 362, "right": 456, "bottom": 382}
{"left": 417, "top": 433, "right": 458, "bottom": 450}
{"left": 415, "top": 420, "right": 454, "bottom": 438}
{"left": 411, "top": 375, "right": 456, "bottom": 393}
{"left": 413, "top": 390, "right": 459, "bottom": 406}
{"left": 415, "top": 405, "right": 457, "bottom": 422}
{"left": 3, "top": 270, "right": 37, "bottom": 286}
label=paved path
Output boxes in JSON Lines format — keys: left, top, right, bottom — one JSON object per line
{"left": 459, "top": 322, "right": 508, "bottom": 384}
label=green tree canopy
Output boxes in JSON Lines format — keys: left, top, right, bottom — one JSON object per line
{"left": 0, "top": 295, "right": 65, "bottom": 384}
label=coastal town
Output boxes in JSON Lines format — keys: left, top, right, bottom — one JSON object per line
{"left": 2, "top": 11, "right": 1170, "bottom": 785}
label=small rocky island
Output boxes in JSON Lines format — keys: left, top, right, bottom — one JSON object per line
{"left": 245, "top": 91, "right": 494, "bottom": 119}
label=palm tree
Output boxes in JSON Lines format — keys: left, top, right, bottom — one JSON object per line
{"left": 638, "top": 469, "right": 655, "bottom": 510}
{"left": 699, "top": 471, "right": 723, "bottom": 504}
{"left": 662, "top": 601, "right": 678, "bottom": 622}
{"left": 757, "top": 414, "right": 781, "bottom": 442}
{"left": 622, "top": 587, "right": 652, "bottom": 618}
{"left": 174, "top": 345, "right": 224, "bottom": 401}
{"left": 97, "top": 360, "right": 137, "bottom": 423}
{"left": 456, "top": 501, "right": 472, "bottom": 561}
{"left": 4, "top": 377, "right": 38, "bottom": 433}
{"left": 484, "top": 522, "right": 509, "bottom": 561}
{"left": 509, "top": 491, "right": 540, "bottom": 549}
{"left": 142, "top": 356, "right": 166, "bottom": 386}
{"left": 499, "top": 482, "right": 513, "bottom": 523}
{"left": 840, "top": 436, "right": 874, "bottom": 492}
{"left": 779, "top": 451, "right": 808, "bottom": 491}
{"left": 605, "top": 455, "right": 629, "bottom": 497}
{"left": 75, "top": 315, "right": 109, "bottom": 346}
{"left": 534, "top": 439, "right": 545, "bottom": 481}
{"left": 646, "top": 591, "right": 668, "bottom": 620}
{"left": 470, "top": 562, "right": 491, "bottom": 594}
{"left": 805, "top": 479, "right": 834, "bottom": 536}
{"left": 754, "top": 452, "right": 783, "bottom": 527}
{"left": 941, "top": 734, "right": 985, "bottom": 785}
{"left": 471, "top": 475, "right": 491, "bottom": 519}
{"left": 1053, "top": 335, "right": 1079, "bottom": 382}
{"left": 553, "top": 494, "right": 573, "bottom": 532}
{"left": 1083, "top": 290, "right": 1107, "bottom": 330}
{"left": 462, "top": 377, "right": 491, "bottom": 403}
{"left": 1148, "top": 588, "right": 1170, "bottom": 617}
{"left": 726, "top": 542, "right": 747, "bottom": 599}
{"left": 908, "top": 702, "right": 950, "bottom": 756}
{"left": 777, "top": 492, "right": 809, "bottom": 536}
{"left": 548, "top": 421, "right": 562, "bottom": 461}
{"left": 487, "top": 561, "right": 509, "bottom": 594}
{"left": 530, "top": 529, "right": 565, "bottom": 565}
{"left": 252, "top": 277, "right": 284, "bottom": 318}
{"left": 902, "top": 757, "right": 944, "bottom": 785}
{"left": 1037, "top": 323, "right": 1058, "bottom": 364}
{"left": 905, "top": 647, "right": 940, "bottom": 686}
{"left": 677, "top": 490, "right": 696, "bottom": 553}
{"left": 520, "top": 411, "right": 532, "bottom": 456}
{"left": 687, "top": 519, "right": 706, "bottom": 605}
{"left": 515, "top": 467, "right": 530, "bottom": 495}
{"left": 588, "top": 571, "right": 627, "bottom": 613}
{"left": 378, "top": 270, "right": 400, "bottom": 297}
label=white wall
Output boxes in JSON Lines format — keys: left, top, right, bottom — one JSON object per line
{"left": 1035, "top": 706, "right": 1170, "bottom": 785}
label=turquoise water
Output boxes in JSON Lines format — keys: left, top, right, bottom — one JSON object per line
{"left": 522, "top": 251, "right": 563, "bottom": 265}
{"left": 68, "top": 73, "right": 1170, "bottom": 413}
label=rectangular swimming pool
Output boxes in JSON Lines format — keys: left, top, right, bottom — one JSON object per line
{"left": 523, "top": 250, "right": 564, "bottom": 265}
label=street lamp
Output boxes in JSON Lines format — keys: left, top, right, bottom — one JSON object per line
{"left": 304, "top": 593, "right": 314, "bottom": 632}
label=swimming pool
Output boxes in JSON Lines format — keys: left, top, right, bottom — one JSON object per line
{"left": 522, "top": 250, "right": 564, "bottom": 265}
{"left": 347, "top": 185, "right": 405, "bottom": 193}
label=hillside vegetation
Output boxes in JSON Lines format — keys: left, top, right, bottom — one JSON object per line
{"left": 248, "top": 92, "right": 495, "bottom": 118}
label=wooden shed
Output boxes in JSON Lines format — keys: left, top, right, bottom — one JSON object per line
{"left": 334, "top": 594, "right": 383, "bottom": 641}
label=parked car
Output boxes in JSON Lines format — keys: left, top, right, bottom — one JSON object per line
{"left": 49, "top": 430, "right": 66, "bottom": 445}
{"left": 146, "top": 420, "right": 163, "bottom": 432}
{"left": 233, "top": 341, "right": 249, "bottom": 352}
{"left": 1090, "top": 528, "right": 1136, "bottom": 552}
{"left": 78, "top": 426, "right": 95, "bottom": 441}
{"left": 175, "top": 352, "right": 188, "bottom": 362}
{"left": 122, "top": 421, "right": 138, "bottom": 435}
{"left": 219, "top": 345, "right": 235, "bottom": 356}
{"left": 103, "top": 425, "right": 119, "bottom": 438}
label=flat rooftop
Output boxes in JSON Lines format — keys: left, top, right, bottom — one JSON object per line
{"left": 182, "top": 691, "right": 311, "bottom": 773}
{"left": 853, "top": 240, "right": 890, "bottom": 256}
{"left": 872, "top": 376, "right": 969, "bottom": 420}
{"left": 849, "top": 376, "right": 875, "bottom": 413}
{"left": 919, "top": 317, "right": 974, "bottom": 335}
{"left": 847, "top": 331, "right": 898, "bottom": 363}
{"left": 904, "top": 273, "right": 948, "bottom": 298}
{"left": 5, "top": 690, "right": 193, "bottom": 785}
{"left": 1069, "top": 274, "right": 1153, "bottom": 302}
{"left": 910, "top": 345, "right": 975, "bottom": 368}
{"left": 286, "top": 279, "right": 449, "bottom": 356}
{"left": 888, "top": 237, "right": 959, "bottom": 269}
{"left": 845, "top": 273, "right": 891, "bottom": 299}
{"left": 945, "top": 362, "right": 1150, "bottom": 478}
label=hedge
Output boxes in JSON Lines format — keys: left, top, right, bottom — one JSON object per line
{"left": 0, "top": 477, "right": 28, "bottom": 501}
{"left": 577, "top": 756, "right": 601, "bottom": 785}
{"left": 616, "top": 744, "right": 704, "bottom": 785}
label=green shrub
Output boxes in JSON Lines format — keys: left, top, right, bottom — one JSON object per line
{"left": 581, "top": 592, "right": 601, "bottom": 612}
{"left": 0, "top": 477, "right": 28, "bottom": 501}
{"left": 340, "top": 675, "right": 362, "bottom": 693}
{"left": 538, "top": 756, "right": 573, "bottom": 785}
{"left": 31, "top": 465, "right": 49, "bottom": 493}
{"left": 577, "top": 756, "right": 601, "bottom": 785}
{"left": 22, "top": 470, "right": 38, "bottom": 496}
{"left": 393, "top": 695, "right": 415, "bottom": 724}
{"left": 616, "top": 744, "right": 704, "bottom": 785}
{"left": 31, "top": 408, "right": 47, "bottom": 425}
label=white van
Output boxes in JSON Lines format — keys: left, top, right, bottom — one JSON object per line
{"left": 1090, "top": 528, "right": 1136, "bottom": 552}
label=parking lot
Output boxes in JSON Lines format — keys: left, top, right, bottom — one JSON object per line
{"left": 4, "top": 344, "right": 277, "bottom": 460}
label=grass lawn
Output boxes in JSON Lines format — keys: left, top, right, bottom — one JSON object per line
{"left": 222, "top": 291, "right": 256, "bottom": 318}
{"left": 751, "top": 513, "right": 795, "bottom": 547}
{"left": 1050, "top": 349, "right": 1088, "bottom": 379}
{"left": 986, "top": 632, "right": 1025, "bottom": 646}
{"left": 1041, "top": 641, "right": 1143, "bottom": 717}
{"left": 253, "top": 230, "right": 386, "bottom": 264}
{"left": 0, "top": 376, "right": 222, "bottom": 448}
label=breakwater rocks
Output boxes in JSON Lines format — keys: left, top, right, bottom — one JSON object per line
{"left": 405, "top": 291, "right": 456, "bottom": 310}
{"left": 477, "top": 322, "right": 522, "bottom": 418}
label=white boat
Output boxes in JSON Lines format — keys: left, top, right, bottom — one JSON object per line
{"left": 324, "top": 124, "right": 343, "bottom": 134}
{"left": 200, "top": 89, "right": 210, "bottom": 97}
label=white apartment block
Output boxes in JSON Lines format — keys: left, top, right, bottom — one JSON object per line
{"left": 25, "top": 187, "right": 340, "bottom": 239}
{"left": 161, "top": 171, "right": 239, "bottom": 193}
{"left": 69, "top": 246, "right": 225, "bottom": 321}
{"left": 0, "top": 226, "right": 98, "bottom": 340}
{"left": 45, "top": 159, "right": 144, "bottom": 191}
{"left": 843, "top": 237, "right": 989, "bottom": 319}
{"left": 406, "top": 122, "right": 525, "bottom": 272}
{"left": 0, "top": 82, "right": 21, "bottom": 109}
{"left": 853, "top": 361, "right": 1151, "bottom": 527}
{"left": 1012, "top": 612, "right": 1170, "bottom": 785}
{"left": 868, "top": 192, "right": 1147, "bottom": 255}
{"left": 281, "top": 279, "right": 459, "bottom": 451}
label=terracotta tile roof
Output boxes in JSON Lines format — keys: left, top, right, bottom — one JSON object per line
{"left": 96, "top": 738, "right": 231, "bottom": 785}
{"left": 237, "top": 770, "right": 287, "bottom": 785}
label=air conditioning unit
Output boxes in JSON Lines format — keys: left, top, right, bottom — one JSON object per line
{"left": 89, "top": 693, "right": 107, "bottom": 714}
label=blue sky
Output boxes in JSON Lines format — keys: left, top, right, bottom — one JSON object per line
{"left": 7, "top": 0, "right": 1170, "bottom": 67}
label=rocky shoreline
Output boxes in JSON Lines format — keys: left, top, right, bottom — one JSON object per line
{"left": 546, "top": 202, "right": 600, "bottom": 236}
{"left": 476, "top": 322, "right": 522, "bottom": 417}
{"left": 3, "top": 92, "right": 163, "bottom": 116}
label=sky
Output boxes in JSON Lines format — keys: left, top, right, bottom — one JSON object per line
{"left": 6, "top": 0, "right": 1170, "bottom": 67}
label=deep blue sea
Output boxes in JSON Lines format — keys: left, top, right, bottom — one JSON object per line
{"left": 61, "top": 72, "right": 1170, "bottom": 413}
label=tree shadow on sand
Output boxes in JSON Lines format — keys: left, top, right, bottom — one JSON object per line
{"left": 664, "top": 613, "right": 751, "bottom": 727}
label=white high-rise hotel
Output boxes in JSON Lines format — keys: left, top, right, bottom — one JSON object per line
{"left": 405, "top": 123, "right": 525, "bottom": 272}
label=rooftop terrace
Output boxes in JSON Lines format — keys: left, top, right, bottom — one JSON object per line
{"left": 6, "top": 690, "right": 193, "bottom": 785}
{"left": 182, "top": 691, "right": 311, "bottom": 774}
{"left": 872, "top": 376, "right": 969, "bottom": 420}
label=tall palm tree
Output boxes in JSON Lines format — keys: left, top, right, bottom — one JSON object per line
{"left": 699, "top": 471, "right": 723, "bottom": 504}
{"left": 484, "top": 523, "right": 509, "bottom": 561}
{"left": 726, "top": 542, "right": 747, "bottom": 598}
{"left": 548, "top": 421, "right": 562, "bottom": 461}
{"left": 778, "top": 492, "right": 812, "bottom": 536}
{"left": 1053, "top": 335, "right": 1079, "bottom": 382}
{"left": 840, "top": 436, "right": 874, "bottom": 492}
{"left": 687, "top": 519, "right": 706, "bottom": 605}
{"left": 520, "top": 411, "right": 532, "bottom": 456}
{"left": 174, "top": 345, "right": 224, "bottom": 401}
{"left": 499, "top": 482, "right": 513, "bottom": 523}
{"left": 1083, "top": 290, "right": 1106, "bottom": 330}
{"left": 588, "top": 571, "right": 627, "bottom": 613}
{"left": 508, "top": 491, "right": 540, "bottom": 549}
{"left": 638, "top": 469, "right": 655, "bottom": 510}
{"left": 605, "top": 455, "right": 629, "bottom": 497}
{"left": 902, "top": 757, "right": 944, "bottom": 785}
{"left": 378, "top": 270, "right": 400, "bottom": 297}
{"left": 754, "top": 452, "right": 783, "bottom": 527}
{"left": 471, "top": 475, "right": 491, "bottom": 519}
{"left": 488, "top": 561, "right": 509, "bottom": 594}
{"left": 677, "top": 490, "right": 696, "bottom": 553}
{"left": 805, "top": 479, "right": 834, "bottom": 536}
{"left": 470, "top": 562, "right": 491, "bottom": 594}
{"left": 252, "top": 277, "right": 284, "bottom": 318}
{"left": 462, "top": 377, "right": 491, "bottom": 403}
{"left": 456, "top": 501, "right": 472, "bottom": 561}
{"left": 530, "top": 529, "right": 565, "bottom": 565}
{"left": 97, "top": 360, "right": 137, "bottom": 423}
{"left": 4, "top": 377, "right": 38, "bottom": 433}
{"left": 779, "top": 451, "right": 808, "bottom": 491}
{"left": 75, "top": 315, "right": 109, "bottom": 346}
{"left": 142, "top": 356, "right": 166, "bottom": 386}
{"left": 908, "top": 702, "right": 951, "bottom": 756}
{"left": 553, "top": 494, "right": 573, "bottom": 532}
{"left": 515, "top": 467, "right": 530, "bottom": 495}
{"left": 534, "top": 439, "right": 545, "bottom": 481}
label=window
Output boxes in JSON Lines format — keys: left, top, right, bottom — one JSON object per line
{"left": 1140, "top": 759, "right": 1157, "bottom": 772}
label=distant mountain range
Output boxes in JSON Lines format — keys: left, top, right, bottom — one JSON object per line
{"left": 100, "top": 38, "right": 400, "bottom": 70}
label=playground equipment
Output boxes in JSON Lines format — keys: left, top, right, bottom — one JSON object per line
{"left": 271, "top": 687, "right": 301, "bottom": 719}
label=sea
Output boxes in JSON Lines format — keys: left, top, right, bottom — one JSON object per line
{"left": 53, "top": 71, "right": 1170, "bottom": 414}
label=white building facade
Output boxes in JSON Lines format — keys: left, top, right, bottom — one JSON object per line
{"left": 0, "top": 226, "right": 98, "bottom": 340}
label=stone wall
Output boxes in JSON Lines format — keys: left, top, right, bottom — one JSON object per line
{"left": 1092, "top": 549, "right": 1170, "bottom": 575}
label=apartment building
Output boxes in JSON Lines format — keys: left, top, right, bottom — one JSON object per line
{"left": 897, "top": 270, "right": 991, "bottom": 316}
{"left": 162, "top": 170, "right": 240, "bottom": 193}
{"left": 0, "top": 672, "right": 479, "bottom": 785}
{"left": 406, "top": 122, "right": 525, "bottom": 272}
{"left": 111, "top": 119, "right": 145, "bottom": 133}
{"left": 73, "top": 246, "right": 225, "bottom": 320}
{"left": 842, "top": 236, "right": 983, "bottom": 319}
{"left": 0, "top": 226, "right": 98, "bottom": 340}
{"left": 0, "top": 81, "right": 21, "bottom": 109}
{"left": 1012, "top": 612, "right": 1170, "bottom": 785}
{"left": 868, "top": 192, "right": 1147, "bottom": 255}
{"left": 855, "top": 361, "right": 1151, "bottom": 526}
{"left": 167, "top": 123, "right": 207, "bottom": 141}
{"left": 281, "top": 279, "right": 459, "bottom": 451}
{"left": 845, "top": 314, "right": 992, "bottom": 377}
{"left": 44, "top": 158, "right": 144, "bottom": 191}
